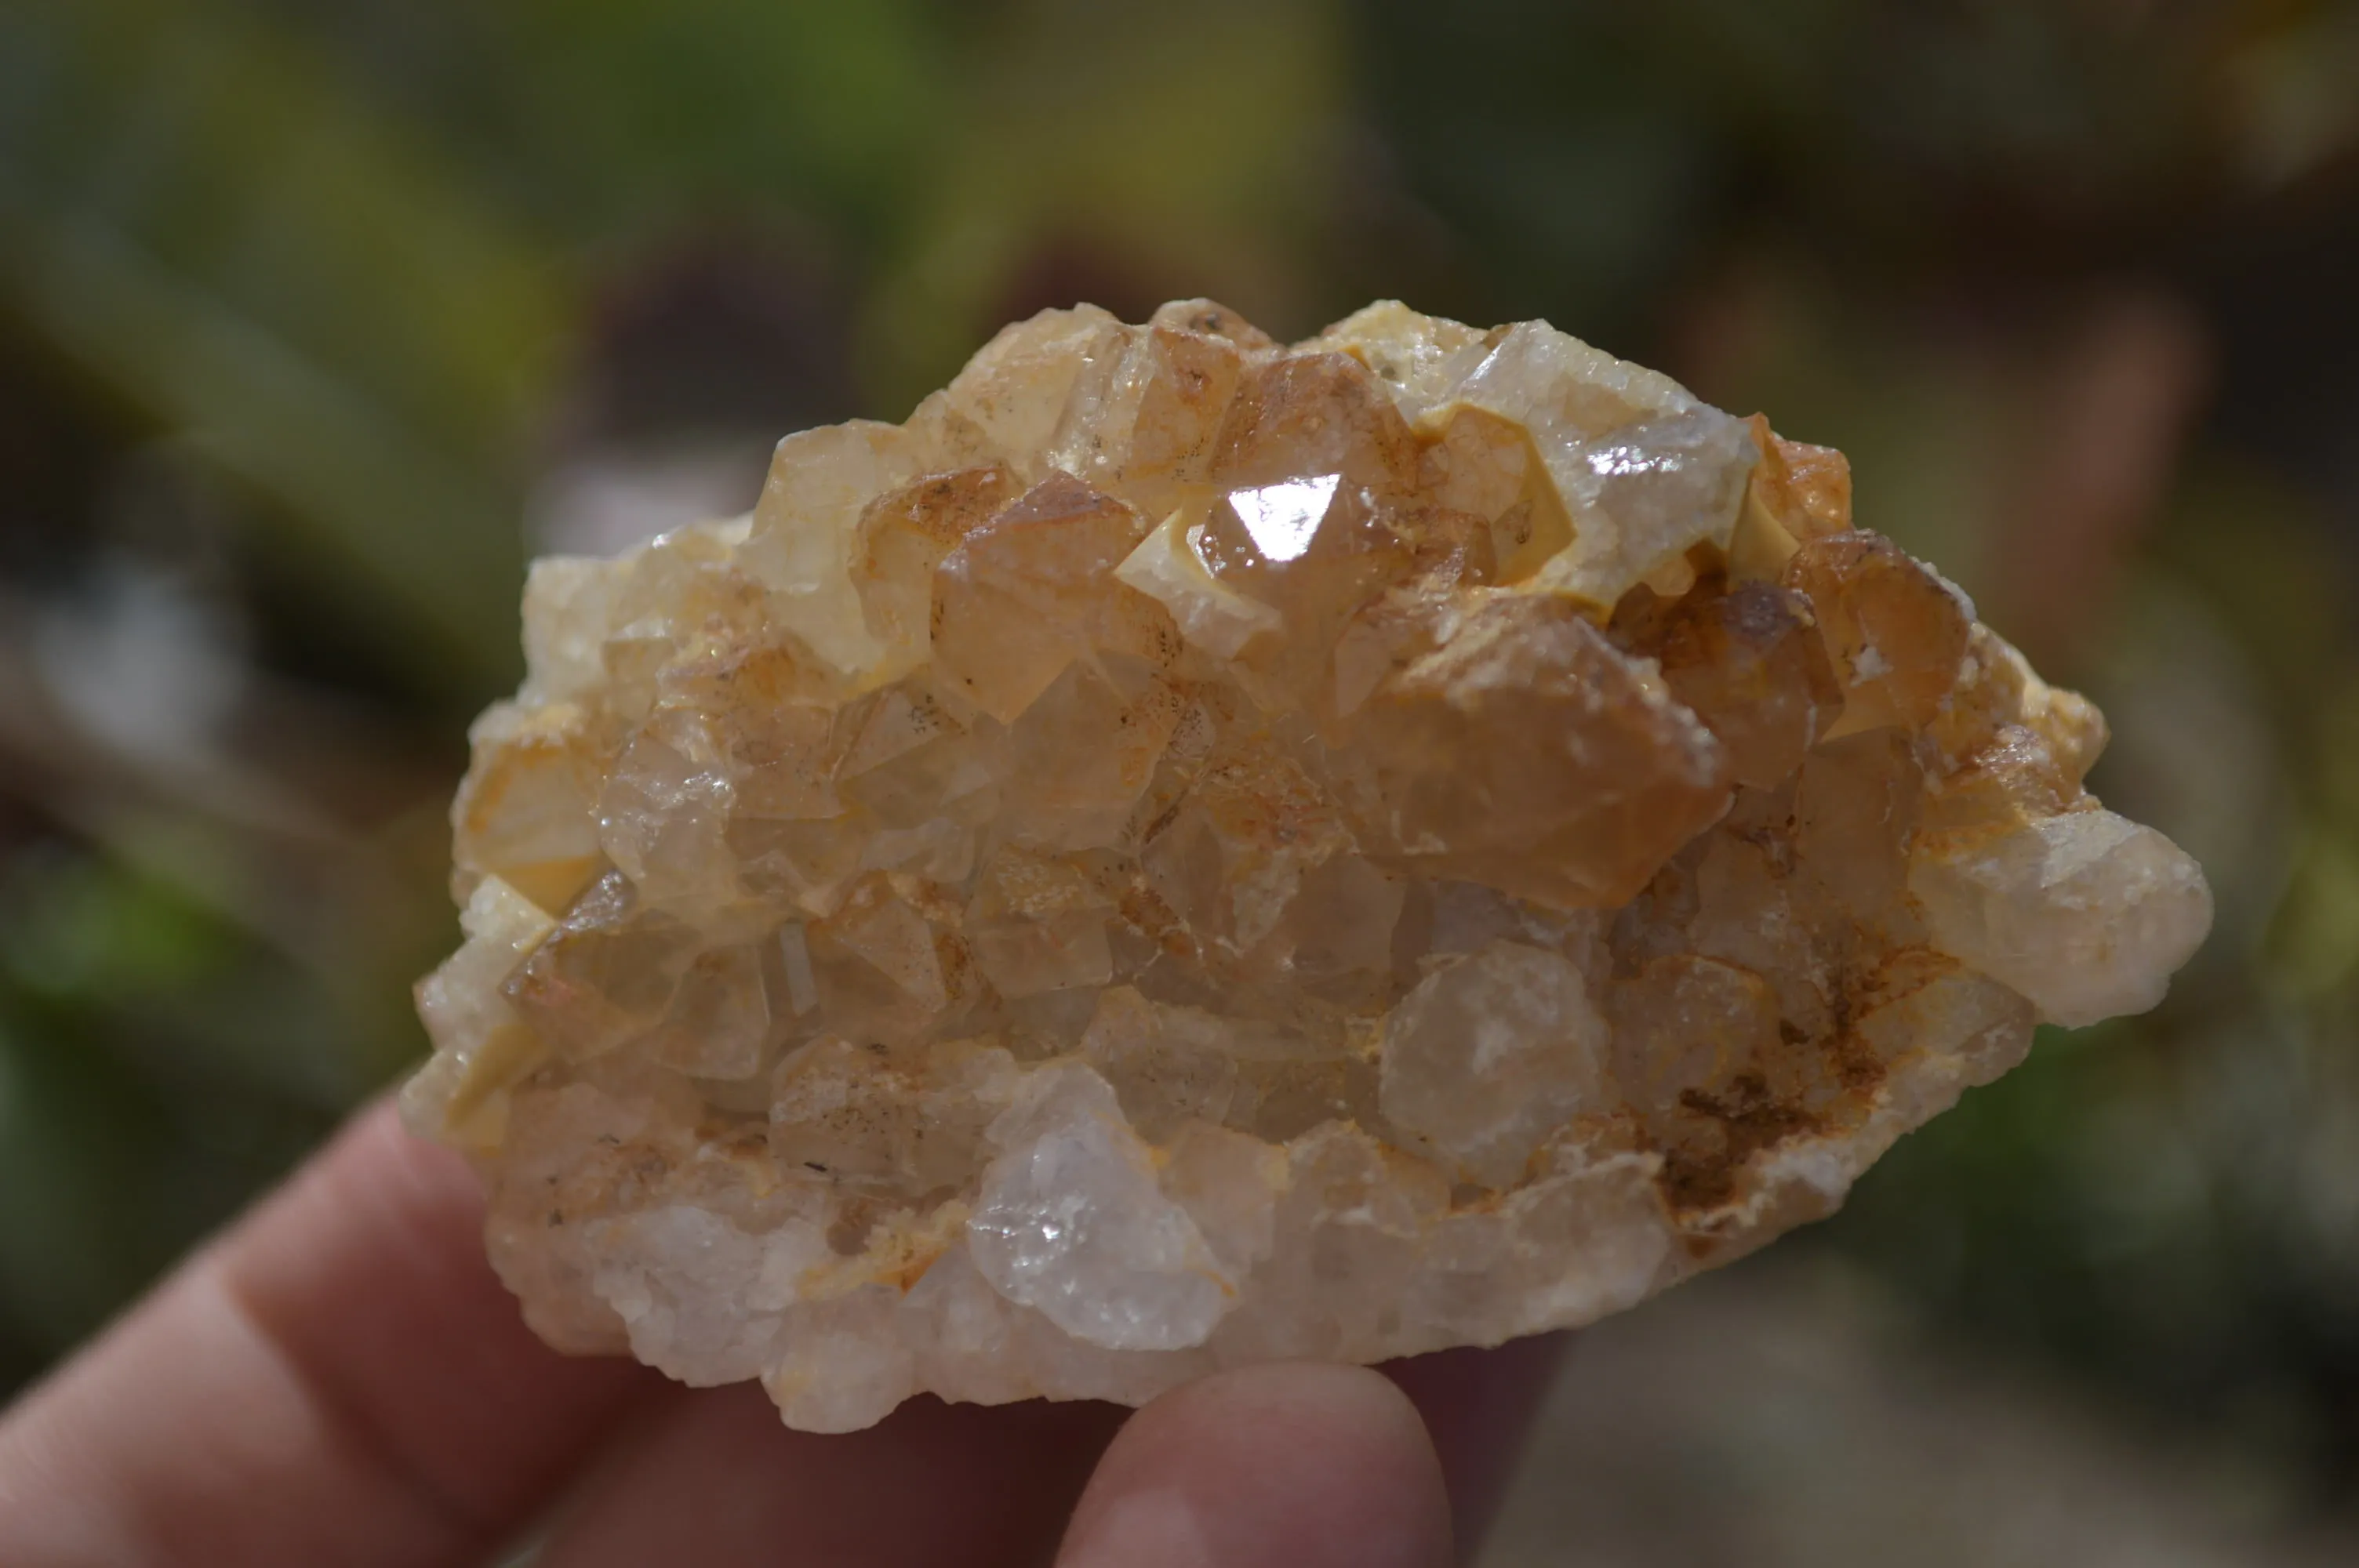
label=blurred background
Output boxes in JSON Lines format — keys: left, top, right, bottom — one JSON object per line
{"left": 2, "top": 0, "right": 2357, "bottom": 1559}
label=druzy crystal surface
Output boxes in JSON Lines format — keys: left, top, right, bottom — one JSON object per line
{"left": 407, "top": 299, "right": 2212, "bottom": 1432}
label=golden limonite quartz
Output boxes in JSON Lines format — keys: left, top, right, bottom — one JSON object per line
{"left": 409, "top": 299, "right": 2212, "bottom": 1431}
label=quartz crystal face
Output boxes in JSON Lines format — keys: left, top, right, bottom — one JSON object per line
{"left": 409, "top": 299, "right": 2214, "bottom": 1432}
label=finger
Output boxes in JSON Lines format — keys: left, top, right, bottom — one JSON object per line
{"left": 537, "top": 1383, "right": 1125, "bottom": 1568}
{"left": 1383, "top": 1333, "right": 1568, "bottom": 1558}
{"left": 0, "top": 1098, "right": 663, "bottom": 1568}
{"left": 1055, "top": 1363, "right": 1452, "bottom": 1568}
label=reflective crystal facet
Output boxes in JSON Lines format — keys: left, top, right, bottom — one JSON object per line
{"left": 412, "top": 300, "right": 2212, "bottom": 1431}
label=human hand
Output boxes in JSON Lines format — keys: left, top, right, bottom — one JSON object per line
{"left": 0, "top": 1098, "right": 1563, "bottom": 1567}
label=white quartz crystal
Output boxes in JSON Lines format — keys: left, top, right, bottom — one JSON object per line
{"left": 1910, "top": 809, "right": 2214, "bottom": 1029}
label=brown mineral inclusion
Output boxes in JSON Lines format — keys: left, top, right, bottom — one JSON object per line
{"left": 407, "top": 300, "right": 2213, "bottom": 1431}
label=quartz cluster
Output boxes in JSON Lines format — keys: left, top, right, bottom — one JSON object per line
{"left": 408, "top": 299, "right": 2213, "bottom": 1432}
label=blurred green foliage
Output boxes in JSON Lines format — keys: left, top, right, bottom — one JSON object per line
{"left": 0, "top": 0, "right": 556, "bottom": 688}
{"left": 4, "top": 0, "right": 2359, "bottom": 1525}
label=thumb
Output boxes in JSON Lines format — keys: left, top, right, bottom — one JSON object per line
{"left": 1056, "top": 1363, "right": 1453, "bottom": 1568}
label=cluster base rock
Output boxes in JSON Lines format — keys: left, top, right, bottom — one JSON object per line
{"left": 407, "top": 299, "right": 2213, "bottom": 1432}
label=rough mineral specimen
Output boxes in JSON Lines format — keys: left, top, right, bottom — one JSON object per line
{"left": 407, "top": 299, "right": 2212, "bottom": 1432}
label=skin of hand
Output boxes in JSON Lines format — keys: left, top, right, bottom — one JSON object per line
{"left": 0, "top": 1098, "right": 1565, "bottom": 1568}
